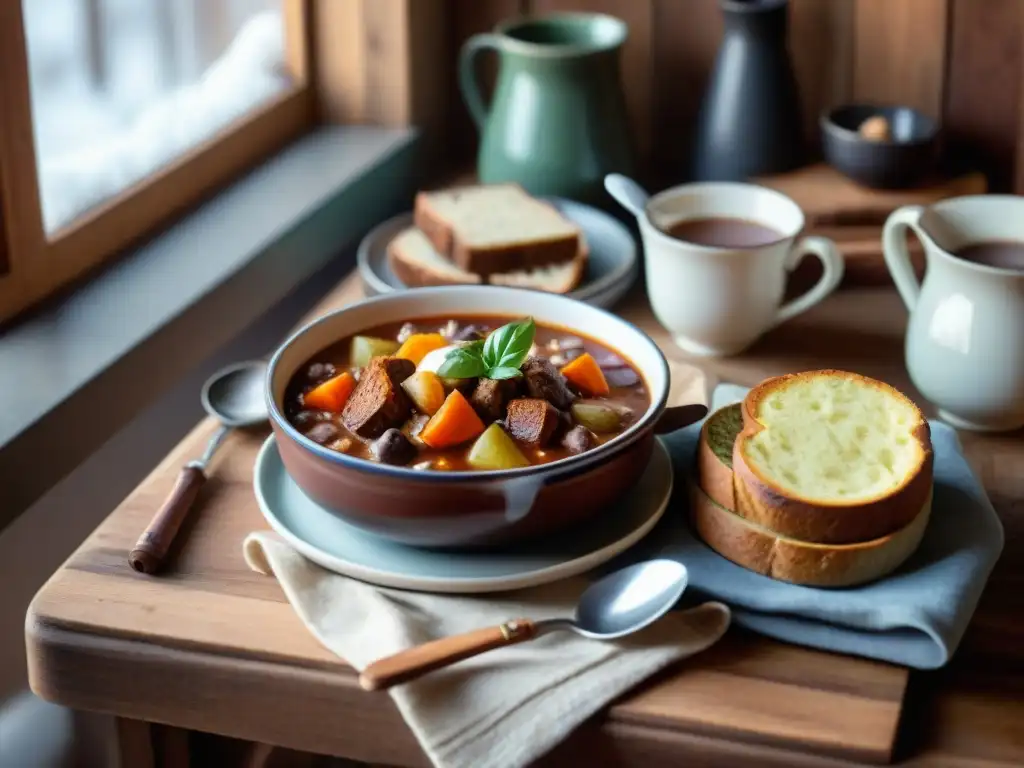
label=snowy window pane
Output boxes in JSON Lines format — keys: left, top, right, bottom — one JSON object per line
{"left": 22, "top": 0, "right": 291, "bottom": 234}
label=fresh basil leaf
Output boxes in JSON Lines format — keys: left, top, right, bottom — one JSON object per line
{"left": 437, "top": 348, "right": 486, "bottom": 379}
{"left": 483, "top": 317, "right": 535, "bottom": 370}
{"left": 487, "top": 366, "right": 523, "bottom": 380}
{"left": 482, "top": 324, "right": 511, "bottom": 367}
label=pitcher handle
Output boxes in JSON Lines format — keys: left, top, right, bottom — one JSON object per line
{"left": 883, "top": 205, "right": 926, "bottom": 311}
{"left": 774, "top": 236, "right": 845, "bottom": 326}
{"left": 459, "top": 34, "right": 502, "bottom": 130}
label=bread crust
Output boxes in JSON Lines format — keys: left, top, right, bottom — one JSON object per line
{"left": 386, "top": 239, "right": 480, "bottom": 287}
{"left": 389, "top": 230, "right": 587, "bottom": 294}
{"left": 688, "top": 479, "right": 932, "bottom": 587}
{"left": 733, "top": 370, "right": 934, "bottom": 545}
{"left": 414, "top": 187, "right": 581, "bottom": 277}
{"left": 697, "top": 405, "right": 739, "bottom": 510}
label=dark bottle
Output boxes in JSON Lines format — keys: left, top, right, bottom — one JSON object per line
{"left": 691, "top": 0, "right": 804, "bottom": 181}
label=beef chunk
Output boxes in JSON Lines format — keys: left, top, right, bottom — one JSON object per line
{"left": 341, "top": 356, "right": 414, "bottom": 438}
{"left": 470, "top": 377, "right": 520, "bottom": 422}
{"left": 379, "top": 356, "right": 415, "bottom": 384}
{"left": 562, "top": 425, "right": 596, "bottom": 455}
{"left": 595, "top": 352, "right": 627, "bottom": 368}
{"left": 452, "top": 323, "right": 485, "bottom": 342}
{"left": 604, "top": 366, "right": 640, "bottom": 388}
{"left": 521, "top": 357, "right": 575, "bottom": 410}
{"left": 305, "top": 422, "right": 339, "bottom": 445}
{"left": 506, "top": 398, "right": 560, "bottom": 447}
{"left": 372, "top": 428, "right": 417, "bottom": 465}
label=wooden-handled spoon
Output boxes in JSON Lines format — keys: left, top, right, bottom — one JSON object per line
{"left": 359, "top": 559, "right": 688, "bottom": 691}
{"left": 129, "top": 361, "right": 268, "bottom": 574}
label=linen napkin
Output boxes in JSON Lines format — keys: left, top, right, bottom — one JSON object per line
{"left": 244, "top": 533, "right": 730, "bottom": 768}
{"left": 649, "top": 383, "right": 1005, "bottom": 670}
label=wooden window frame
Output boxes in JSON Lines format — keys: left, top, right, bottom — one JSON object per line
{"left": 0, "top": 0, "right": 448, "bottom": 325}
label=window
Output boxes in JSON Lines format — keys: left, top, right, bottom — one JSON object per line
{"left": 0, "top": 0, "right": 448, "bottom": 326}
{"left": 24, "top": 0, "right": 293, "bottom": 233}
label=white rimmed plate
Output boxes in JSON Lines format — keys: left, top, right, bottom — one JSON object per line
{"left": 253, "top": 436, "right": 672, "bottom": 593}
{"left": 357, "top": 197, "right": 639, "bottom": 309}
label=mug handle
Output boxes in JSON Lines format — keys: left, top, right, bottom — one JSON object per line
{"left": 882, "top": 205, "right": 926, "bottom": 310}
{"left": 774, "top": 236, "right": 845, "bottom": 326}
{"left": 459, "top": 34, "right": 502, "bottom": 129}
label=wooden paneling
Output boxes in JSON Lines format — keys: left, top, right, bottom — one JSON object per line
{"left": 446, "top": 0, "right": 524, "bottom": 169}
{"left": 943, "top": 0, "right": 1023, "bottom": 191}
{"left": 789, "top": 0, "right": 855, "bottom": 148}
{"left": 532, "top": 0, "right": 654, "bottom": 168}
{"left": 651, "top": 0, "right": 723, "bottom": 183}
{"left": 853, "top": 0, "right": 950, "bottom": 119}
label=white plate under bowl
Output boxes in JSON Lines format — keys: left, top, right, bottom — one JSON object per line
{"left": 358, "top": 197, "right": 639, "bottom": 309}
{"left": 253, "top": 436, "right": 672, "bottom": 593}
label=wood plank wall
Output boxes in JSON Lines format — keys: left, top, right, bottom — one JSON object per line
{"left": 441, "top": 0, "right": 1024, "bottom": 192}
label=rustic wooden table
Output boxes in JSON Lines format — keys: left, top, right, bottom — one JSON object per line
{"left": 26, "top": 273, "right": 1024, "bottom": 768}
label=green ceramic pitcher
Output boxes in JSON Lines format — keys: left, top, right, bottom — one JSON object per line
{"left": 460, "top": 13, "right": 635, "bottom": 204}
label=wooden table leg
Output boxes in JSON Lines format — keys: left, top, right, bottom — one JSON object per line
{"left": 115, "top": 718, "right": 155, "bottom": 768}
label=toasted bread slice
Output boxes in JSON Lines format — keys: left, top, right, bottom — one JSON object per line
{"left": 387, "top": 227, "right": 586, "bottom": 294}
{"left": 733, "top": 371, "right": 933, "bottom": 544}
{"left": 697, "top": 403, "right": 744, "bottom": 510}
{"left": 414, "top": 184, "right": 581, "bottom": 276}
{"left": 688, "top": 479, "right": 932, "bottom": 587}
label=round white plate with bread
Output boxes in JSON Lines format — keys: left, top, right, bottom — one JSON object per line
{"left": 358, "top": 188, "right": 638, "bottom": 309}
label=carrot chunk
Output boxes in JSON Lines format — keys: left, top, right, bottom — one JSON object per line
{"left": 303, "top": 372, "right": 356, "bottom": 412}
{"left": 419, "top": 389, "right": 486, "bottom": 449}
{"left": 560, "top": 352, "right": 610, "bottom": 397}
{"left": 395, "top": 333, "right": 448, "bottom": 366}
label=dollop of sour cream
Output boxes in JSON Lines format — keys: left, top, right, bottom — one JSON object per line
{"left": 417, "top": 344, "right": 460, "bottom": 374}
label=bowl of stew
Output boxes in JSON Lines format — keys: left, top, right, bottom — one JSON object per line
{"left": 266, "top": 286, "right": 703, "bottom": 547}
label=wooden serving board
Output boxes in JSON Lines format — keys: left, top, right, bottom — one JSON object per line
{"left": 27, "top": 276, "right": 913, "bottom": 766}
{"left": 757, "top": 164, "right": 986, "bottom": 287}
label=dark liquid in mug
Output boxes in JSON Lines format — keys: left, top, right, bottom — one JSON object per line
{"left": 666, "top": 217, "right": 784, "bottom": 248}
{"left": 953, "top": 241, "right": 1024, "bottom": 271}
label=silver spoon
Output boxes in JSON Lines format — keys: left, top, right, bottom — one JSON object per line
{"left": 359, "top": 559, "right": 689, "bottom": 691}
{"left": 129, "top": 360, "right": 268, "bottom": 574}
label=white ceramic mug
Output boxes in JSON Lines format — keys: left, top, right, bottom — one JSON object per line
{"left": 883, "top": 196, "right": 1024, "bottom": 432}
{"left": 606, "top": 175, "right": 844, "bottom": 356}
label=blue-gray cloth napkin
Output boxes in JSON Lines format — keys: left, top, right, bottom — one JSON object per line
{"left": 645, "top": 384, "right": 1004, "bottom": 670}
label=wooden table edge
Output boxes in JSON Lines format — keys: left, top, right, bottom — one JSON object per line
{"left": 26, "top": 608, "right": 904, "bottom": 766}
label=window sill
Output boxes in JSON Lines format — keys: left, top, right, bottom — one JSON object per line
{"left": 0, "top": 125, "right": 422, "bottom": 531}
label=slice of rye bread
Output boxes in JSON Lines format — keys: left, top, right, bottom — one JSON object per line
{"left": 387, "top": 227, "right": 586, "bottom": 294}
{"left": 414, "top": 184, "right": 582, "bottom": 277}
{"left": 733, "top": 370, "right": 933, "bottom": 545}
{"left": 688, "top": 479, "right": 932, "bottom": 587}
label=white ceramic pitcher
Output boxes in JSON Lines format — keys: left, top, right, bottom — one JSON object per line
{"left": 883, "top": 196, "right": 1024, "bottom": 432}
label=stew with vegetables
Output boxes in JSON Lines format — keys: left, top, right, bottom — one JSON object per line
{"left": 283, "top": 316, "right": 650, "bottom": 471}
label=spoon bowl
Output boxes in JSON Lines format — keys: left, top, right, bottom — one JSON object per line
{"left": 573, "top": 559, "right": 688, "bottom": 639}
{"left": 202, "top": 360, "right": 269, "bottom": 427}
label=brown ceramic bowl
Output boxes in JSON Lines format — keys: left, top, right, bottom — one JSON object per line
{"left": 266, "top": 286, "right": 704, "bottom": 547}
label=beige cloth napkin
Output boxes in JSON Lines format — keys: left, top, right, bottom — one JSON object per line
{"left": 243, "top": 532, "right": 730, "bottom": 768}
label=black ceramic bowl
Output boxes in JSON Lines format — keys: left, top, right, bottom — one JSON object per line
{"left": 820, "top": 104, "right": 939, "bottom": 189}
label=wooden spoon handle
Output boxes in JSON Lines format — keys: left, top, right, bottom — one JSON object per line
{"left": 359, "top": 618, "right": 538, "bottom": 691}
{"left": 128, "top": 465, "right": 206, "bottom": 574}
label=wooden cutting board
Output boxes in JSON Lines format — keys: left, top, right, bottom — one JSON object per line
{"left": 758, "top": 164, "right": 986, "bottom": 286}
{"left": 26, "top": 275, "right": 913, "bottom": 766}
